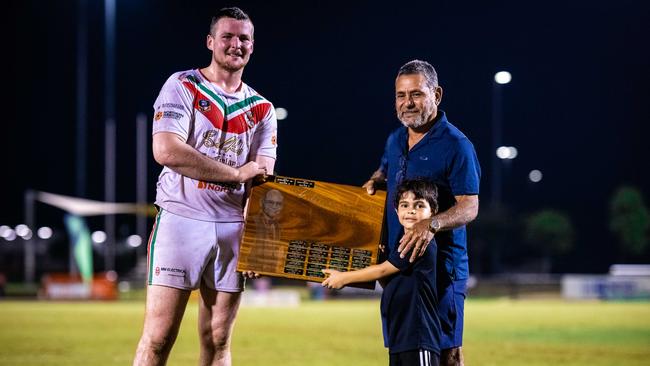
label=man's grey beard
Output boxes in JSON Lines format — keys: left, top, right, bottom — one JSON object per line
{"left": 399, "top": 115, "right": 429, "bottom": 129}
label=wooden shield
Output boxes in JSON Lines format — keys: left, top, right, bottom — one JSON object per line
{"left": 237, "top": 175, "right": 386, "bottom": 289}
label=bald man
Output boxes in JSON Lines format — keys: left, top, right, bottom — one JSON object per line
{"left": 249, "top": 189, "right": 284, "bottom": 272}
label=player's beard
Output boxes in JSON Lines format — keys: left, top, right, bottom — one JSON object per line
{"left": 216, "top": 53, "right": 249, "bottom": 73}
{"left": 398, "top": 98, "right": 436, "bottom": 129}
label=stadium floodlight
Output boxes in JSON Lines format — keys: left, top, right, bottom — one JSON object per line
{"left": 496, "top": 146, "right": 518, "bottom": 160}
{"left": 4, "top": 230, "right": 17, "bottom": 241}
{"left": 127, "top": 234, "right": 143, "bottom": 248}
{"left": 91, "top": 230, "right": 107, "bottom": 244}
{"left": 15, "top": 224, "right": 30, "bottom": 237}
{"left": 529, "top": 169, "right": 543, "bottom": 183}
{"left": 21, "top": 230, "right": 33, "bottom": 240}
{"left": 37, "top": 227, "right": 53, "bottom": 240}
{"left": 494, "top": 71, "right": 512, "bottom": 84}
{"left": 507, "top": 146, "right": 518, "bottom": 159}
{"left": 275, "top": 107, "right": 288, "bottom": 120}
{"left": 0, "top": 225, "right": 12, "bottom": 238}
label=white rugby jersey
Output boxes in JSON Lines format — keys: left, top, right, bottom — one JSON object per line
{"left": 152, "top": 69, "right": 277, "bottom": 222}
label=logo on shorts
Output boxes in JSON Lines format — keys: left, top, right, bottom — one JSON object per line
{"left": 154, "top": 111, "right": 163, "bottom": 121}
{"left": 155, "top": 266, "right": 160, "bottom": 276}
{"left": 198, "top": 99, "right": 211, "bottom": 112}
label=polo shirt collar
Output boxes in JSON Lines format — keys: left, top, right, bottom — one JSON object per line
{"left": 398, "top": 110, "right": 449, "bottom": 152}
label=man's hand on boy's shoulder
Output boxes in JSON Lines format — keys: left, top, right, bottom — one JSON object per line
{"left": 398, "top": 219, "right": 435, "bottom": 263}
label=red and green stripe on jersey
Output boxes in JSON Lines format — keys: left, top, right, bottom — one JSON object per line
{"left": 182, "top": 74, "right": 271, "bottom": 134}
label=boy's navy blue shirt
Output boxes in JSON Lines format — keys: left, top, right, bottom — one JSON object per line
{"left": 382, "top": 239, "right": 440, "bottom": 354}
{"left": 379, "top": 111, "right": 481, "bottom": 281}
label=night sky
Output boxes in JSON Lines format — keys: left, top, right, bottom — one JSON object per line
{"left": 6, "top": 1, "right": 650, "bottom": 274}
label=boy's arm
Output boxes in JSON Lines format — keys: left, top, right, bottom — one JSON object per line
{"left": 322, "top": 261, "right": 399, "bottom": 289}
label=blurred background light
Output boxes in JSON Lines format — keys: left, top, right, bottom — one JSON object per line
{"left": 91, "top": 230, "right": 107, "bottom": 244}
{"left": 37, "top": 226, "right": 53, "bottom": 239}
{"left": 494, "top": 71, "right": 512, "bottom": 84}
{"left": 275, "top": 107, "right": 288, "bottom": 120}
{"left": 529, "top": 169, "right": 543, "bottom": 183}
{"left": 127, "top": 234, "right": 143, "bottom": 248}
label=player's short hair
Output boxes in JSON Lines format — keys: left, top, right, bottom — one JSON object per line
{"left": 209, "top": 7, "right": 254, "bottom": 37}
{"left": 397, "top": 60, "right": 439, "bottom": 90}
{"left": 394, "top": 178, "right": 439, "bottom": 213}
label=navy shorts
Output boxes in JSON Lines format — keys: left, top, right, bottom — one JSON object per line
{"left": 438, "top": 278, "right": 468, "bottom": 349}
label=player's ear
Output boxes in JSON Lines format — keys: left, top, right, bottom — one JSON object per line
{"left": 206, "top": 33, "right": 215, "bottom": 51}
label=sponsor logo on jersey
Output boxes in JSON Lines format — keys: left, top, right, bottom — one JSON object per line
{"left": 161, "top": 111, "right": 184, "bottom": 120}
{"left": 201, "top": 131, "right": 244, "bottom": 155}
{"left": 198, "top": 99, "right": 211, "bottom": 112}
{"left": 197, "top": 180, "right": 239, "bottom": 192}
{"left": 244, "top": 110, "right": 255, "bottom": 128}
{"left": 154, "top": 111, "right": 163, "bottom": 121}
{"left": 160, "top": 103, "right": 184, "bottom": 110}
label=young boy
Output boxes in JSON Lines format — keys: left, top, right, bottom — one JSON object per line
{"left": 322, "top": 178, "right": 441, "bottom": 366}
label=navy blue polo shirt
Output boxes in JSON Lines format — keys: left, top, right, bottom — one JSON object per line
{"left": 381, "top": 240, "right": 441, "bottom": 354}
{"left": 379, "top": 111, "right": 481, "bottom": 280}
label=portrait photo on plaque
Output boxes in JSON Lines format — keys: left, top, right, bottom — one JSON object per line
{"left": 238, "top": 175, "right": 386, "bottom": 289}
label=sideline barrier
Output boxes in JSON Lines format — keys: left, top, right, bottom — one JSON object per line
{"left": 39, "top": 272, "right": 118, "bottom": 300}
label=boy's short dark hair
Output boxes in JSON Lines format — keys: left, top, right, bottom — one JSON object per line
{"left": 394, "top": 179, "right": 439, "bottom": 213}
{"left": 209, "top": 7, "right": 253, "bottom": 36}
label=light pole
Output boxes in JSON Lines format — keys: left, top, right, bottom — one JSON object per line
{"left": 491, "top": 71, "right": 512, "bottom": 209}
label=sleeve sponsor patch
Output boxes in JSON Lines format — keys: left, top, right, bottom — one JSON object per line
{"left": 154, "top": 110, "right": 184, "bottom": 121}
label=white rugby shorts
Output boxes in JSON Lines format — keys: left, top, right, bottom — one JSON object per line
{"left": 146, "top": 209, "right": 244, "bottom": 292}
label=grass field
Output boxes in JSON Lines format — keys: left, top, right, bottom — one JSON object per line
{"left": 1, "top": 297, "right": 649, "bottom": 365}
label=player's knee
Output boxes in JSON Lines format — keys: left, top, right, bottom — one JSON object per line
{"left": 141, "top": 332, "right": 176, "bottom": 356}
{"left": 198, "top": 326, "right": 230, "bottom": 350}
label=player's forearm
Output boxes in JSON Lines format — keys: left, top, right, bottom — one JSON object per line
{"left": 432, "top": 195, "right": 479, "bottom": 231}
{"left": 153, "top": 133, "right": 241, "bottom": 182}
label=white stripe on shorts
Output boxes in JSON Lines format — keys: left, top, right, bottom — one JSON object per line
{"left": 419, "top": 349, "right": 431, "bottom": 366}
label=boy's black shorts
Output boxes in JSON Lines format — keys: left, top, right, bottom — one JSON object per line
{"left": 389, "top": 349, "right": 439, "bottom": 366}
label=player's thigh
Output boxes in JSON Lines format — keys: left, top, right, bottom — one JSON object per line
{"left": 148, "top": 210, "right": 217, "bottom": 290}
{"left": 203, "top": 222, "right": 245, "bottom": 292}
{"left": 141, "top": 285, "right": 192, "bottom": 339}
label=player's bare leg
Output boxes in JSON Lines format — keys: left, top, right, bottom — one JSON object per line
{"left": 440, "top": 347, "right": 464, "bottom": 366}
{"left": 133, "top": 285, "right": 191, "bottom": 366}
{"left": 197, "top": 283, "right": 242, "bottom": 366}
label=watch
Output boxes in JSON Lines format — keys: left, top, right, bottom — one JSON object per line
{"left": 428, "top": 218, "right": 441, "bottom": 234}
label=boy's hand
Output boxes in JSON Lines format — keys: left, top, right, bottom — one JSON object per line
{"left": 398, "top": 219, "right": 434, "bottom": 262}
{"left": 321, "top": 269, "right": 346, "bottom": 289}
{"left": 242, "top": 271, "right": 261, "bottom": 279}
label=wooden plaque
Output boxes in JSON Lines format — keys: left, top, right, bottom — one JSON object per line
{"left": 237, "top": 175, "right": 386, "bottom": 289}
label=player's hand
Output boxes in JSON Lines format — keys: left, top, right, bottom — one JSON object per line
{"left": 398, "top": 219, "right": 433, "bottom": 263}
{"left": 236, "top": 161, "right": 267, "bottom": 183}
{"left": 321, "top": 269, "right": 345, "bottom": 289}
{"left": 362, "top": 179, "right": 376, "bottom": 195}
{"left": 242, "top": 271, "right": 261, "bottom": 279}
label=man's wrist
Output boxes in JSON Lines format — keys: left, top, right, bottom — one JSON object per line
{"left": 428, "top": 218, "right": 441, "bottom": 234}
